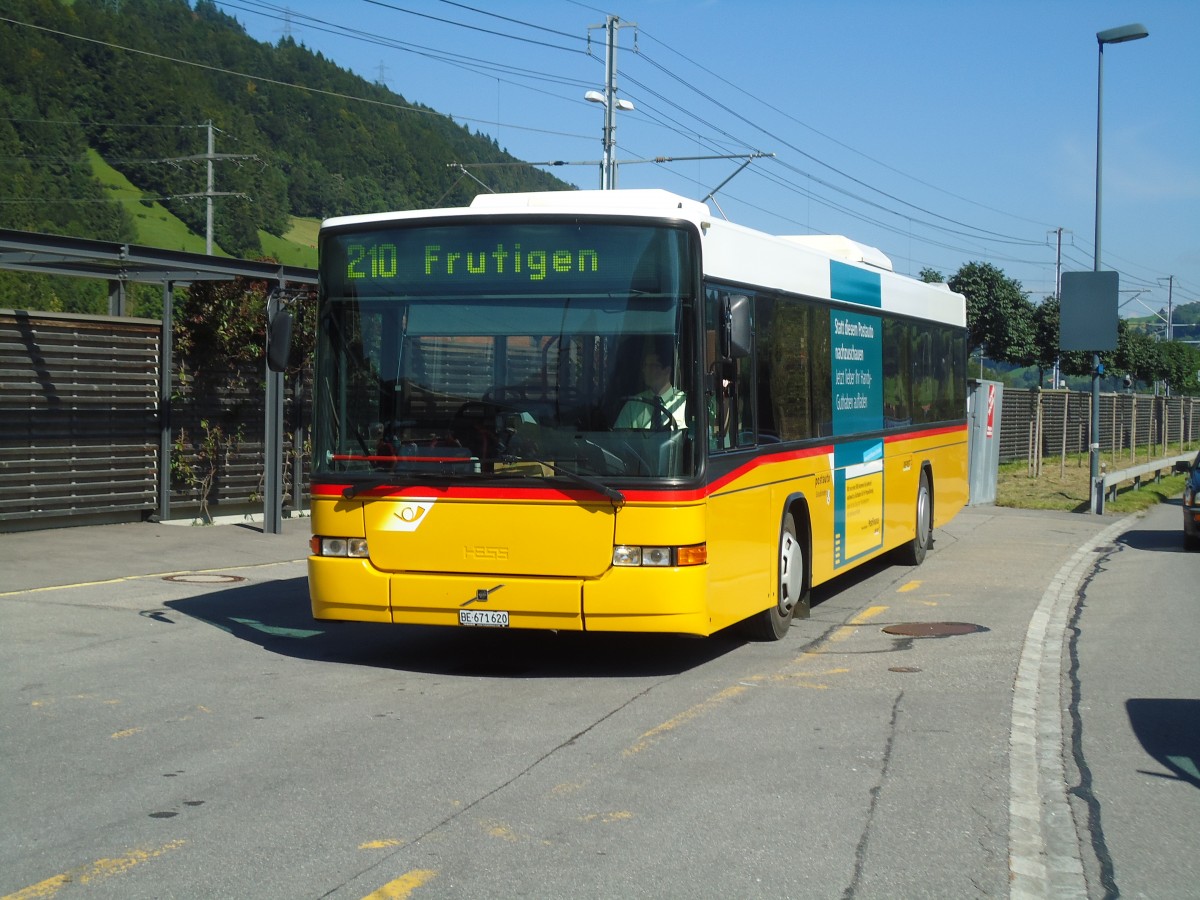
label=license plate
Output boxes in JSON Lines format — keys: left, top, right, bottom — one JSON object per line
{"left": 459, "top": 609, "right": 510, "bottom": 627}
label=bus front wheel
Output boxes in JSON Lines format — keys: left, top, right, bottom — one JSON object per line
{"left": 740, "top": 511, "right": 809, "bottom": 641}
{"left": 896, "top": 470, "right": 932, "bottom": 566}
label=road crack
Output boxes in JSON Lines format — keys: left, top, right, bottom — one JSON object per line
{"left": 841, "top": 690, "right": 904, "bottom": 900}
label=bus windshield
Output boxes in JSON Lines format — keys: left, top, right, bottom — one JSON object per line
{"left": 313, "top": 221, "right": 699, "bottom": 485}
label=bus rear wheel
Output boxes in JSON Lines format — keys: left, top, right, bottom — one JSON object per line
{"left": 740, "top": 511, "right": 809, "bottom": 641}
{"left": 896, "top": 470, "right": 932, "bottom": 566}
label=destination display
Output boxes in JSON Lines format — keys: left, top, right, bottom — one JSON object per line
{"left": 323, "top": 223, "right": 691, "bottom": 297}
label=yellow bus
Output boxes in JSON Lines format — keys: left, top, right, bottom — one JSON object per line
{"left": 281, "top": 189, "right": 968, "bottom": 640}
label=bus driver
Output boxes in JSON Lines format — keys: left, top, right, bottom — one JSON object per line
{"left": 614, "top": 340, "right": 687, "bottom": 430}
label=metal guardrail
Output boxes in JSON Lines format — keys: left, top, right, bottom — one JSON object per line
{"left": 1092, "top": 452, "right": 1194, "bottom": 514}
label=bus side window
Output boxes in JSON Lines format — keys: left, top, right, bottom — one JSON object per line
{"left": 705, "top": 289, "right": 732, "bottom": 449}
{"left": 733, "top": 350, "right": 754, "bottom": 448}
{"left": 883, "top": 319, "right": 911, "bottom": 427}
{"left": 705, "top": 286, "right": 758, "bottom": 450}
{"left": 755, "top": 295, "right": 778, "bottom": 442}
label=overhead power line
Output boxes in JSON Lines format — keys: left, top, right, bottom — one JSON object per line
{"left": 0, "top": 14, "right": 589, "bottom": 143}
{"left": 210, "top": 2, "right": 1058, "bottom": 264}
{"left": 6, "top": 4, "right": 1180, "bottom": 296}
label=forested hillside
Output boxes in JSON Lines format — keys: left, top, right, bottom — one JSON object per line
{"left": 0, "top": 0, "right": 570, "bottom": 309}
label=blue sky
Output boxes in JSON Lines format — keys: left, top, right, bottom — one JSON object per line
{"left": 214, "top": 0, "right": 1200, "bottom": 328}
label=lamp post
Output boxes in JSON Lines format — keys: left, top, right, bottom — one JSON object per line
{"left": 1090, "top": 23, "right": 1148, "bottom": 491}
{"left": 585, "top": 14, "right": 635, "bottom": 190}
{"left": 584, "top": 91, "right": 634, "bottom": 190}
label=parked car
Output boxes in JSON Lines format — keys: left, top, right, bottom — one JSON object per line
{"left": 1184, "top": 451, "right": 1200, "bottom": 551}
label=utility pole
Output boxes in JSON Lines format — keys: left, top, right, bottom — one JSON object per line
{"left": 1159, "top": 275, "right": 1174, "bottom": 341}
{"left": 1050, "top": 227, "right": 1067, "bottom": 388}
{"left": 1049, "top": 227, "right": 1070, "bottom": 299}
{"left": 171, "top": 121, "right": 253, "bottom": 255}
{"left": 587, "top": 16, "right": 636, "bottom": 189}
{"left": 205, "top": 121, "right": 216, "bottom": 255}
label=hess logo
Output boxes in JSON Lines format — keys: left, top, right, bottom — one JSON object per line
{"left": 392, "top": 499, "right": 435, "bottom": 531}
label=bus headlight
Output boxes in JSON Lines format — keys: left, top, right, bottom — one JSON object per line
{"left": 311, "top": 536, "right": 369, "bottom": 558}
{"left": 612, "top": 545, "right": 642, "bottom": 566}
{"left": 612, "top": 544, "right": 706, "bottom": 567}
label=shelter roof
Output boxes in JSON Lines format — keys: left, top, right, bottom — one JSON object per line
{"left": 0, "top": 228, "right": 316, "bottom": 286}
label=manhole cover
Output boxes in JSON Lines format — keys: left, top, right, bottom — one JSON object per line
{"left": 881, "top": 622, "right": 985, "bottom": 637}
{"left": 162, "top": 573, "right": 246, "bottom": 585}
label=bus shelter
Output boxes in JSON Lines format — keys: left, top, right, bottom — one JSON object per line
{"left": 0, "top": 228, "right": 316, "bottom": 533}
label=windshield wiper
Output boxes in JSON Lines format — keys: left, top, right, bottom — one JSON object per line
{"left": 338, "top": 460, "right": 473, "bottom": 498}
{"left": 337, "top": 458, "right": 625, "bottom": 508}
{"left": 495, "top": 454, "right": 626, "bottom": 509}
{"left": 339, "top": 474, "right": 400, "bottom": 499}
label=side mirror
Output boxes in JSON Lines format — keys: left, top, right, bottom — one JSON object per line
{"left": 720, "top": 294, "right": 751, "bottom": 360}
{"left": 267, "top": 308, "right": 294, "bottom": 373}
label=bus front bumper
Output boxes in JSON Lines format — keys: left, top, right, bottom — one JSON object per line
{"left": 308, "top": 557, "right": 713, "bottom": 635}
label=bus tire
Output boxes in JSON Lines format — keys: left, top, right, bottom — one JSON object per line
{"left": 897, "top": 469, "right": 932, "bottom": 566}
{"left": 740, "top": 510, "right": 809, "bottom": 641}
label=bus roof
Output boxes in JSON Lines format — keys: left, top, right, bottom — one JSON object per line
{"left": 321, "top": 189, "right": 965, "bottom": 327}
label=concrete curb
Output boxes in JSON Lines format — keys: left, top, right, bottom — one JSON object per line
{"left": 1007, "top": 513, "right": 1136, "bottom": 898}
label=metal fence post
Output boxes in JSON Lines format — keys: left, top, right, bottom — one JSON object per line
{"left": 157, "top": 281, "right": 174, "bottom": 522}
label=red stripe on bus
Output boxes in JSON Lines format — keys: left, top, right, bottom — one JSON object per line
{"left": 312, "top": 425, "right": 967, "bottom": 504}
{"left": 705, "top": 444, "right": 832, "bottom": 494}
{"left": 884, "top": 423, "right": 966, "bottom": 444}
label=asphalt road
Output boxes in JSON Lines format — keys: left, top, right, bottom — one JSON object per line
{"left": 1069, "top": 502, "right": 1200, "bottom": 900}
{"left": 1, "top": 503, "right": 1196, "bottom": 899}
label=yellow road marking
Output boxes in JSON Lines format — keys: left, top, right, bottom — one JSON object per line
{"left": 850, "top": 605, "right": 888, "bottom": 625}
{"left": 623, "top": 684, "right": 748, "bottom": 757}
{"left": 483, "top": 822, "right": 519, "bottom": 842}
{"left": 757, "top": 666, "right": 851, "bottom": 689}
{"left": 624, "top": 609, "right": 886, "bottom": 758}
{"left": 360, "top": 869, "right": 439, "bottom": 900}
{"left": 110, "top": 727, "right": 142, "bottom": 740}
{"left": 2, "top": 841, "right": 185, "bottom": 900}
{"left": 897, "top": 581, "right": 922, "bottom": 592}
{"left": 581, "top": 810, "right": 633, "bottom": 823}
{"left": 359, "top": 839, "right": 403, "bottom": 850}
{"left": 0, "top": 560, "right": 302, "bottom": 599}
{"left": 819, "top": 605, "right": 888, "bottom": 646}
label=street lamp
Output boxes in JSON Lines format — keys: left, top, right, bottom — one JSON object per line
{"left": 1090, "top": 22, "right": 1148, "bottom": 493}
{"left": 585, "top": 89, "right": 634, "bottom": 190}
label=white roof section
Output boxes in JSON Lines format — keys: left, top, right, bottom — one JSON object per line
{"left": 320, "top": 189, "right": 964, "bottom": 327}
{"left": 777, "top": 235, "right": 893, "bottom": 272}
{"left": 321, "top": 189, "right": 710, "bottom": 230}
{"left": 469, "top": 189, "right": 712, "bottom": 220}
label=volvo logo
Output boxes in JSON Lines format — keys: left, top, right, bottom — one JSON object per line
{"left": 461, "top": 585, "right": 505, "bottom": 607}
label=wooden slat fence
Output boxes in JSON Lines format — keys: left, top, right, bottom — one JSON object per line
{"left": 998, "top": 388, "right": 1199, "bottom": 465}
{"left": 1, "top": 309, "right": 307, "bottom": 530}
{"left": 1, "top": 310, "right": 159, "bottom": 526}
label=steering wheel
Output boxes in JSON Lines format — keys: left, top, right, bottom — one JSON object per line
{"left": 615, "top": 395, "right": 679, "bottom": 432}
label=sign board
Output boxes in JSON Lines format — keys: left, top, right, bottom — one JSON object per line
{"left": 986, "top": 383, "right": 995, "bottom": 438}
{"left": 1060, "top": 271, "right": 1119, "bottom": 351}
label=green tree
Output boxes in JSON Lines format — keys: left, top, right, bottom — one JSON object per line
{"left": 1157, "top": 340, "right": 1200, "bottom": 395}
{"left": 948, "top": 262, "right": 1035, "bottom": 364}
{"left": 1111, "top": 324, "right": 1158, "bottom": 384}
{"left": 1030, "top": 296, "right": 1060, "bottom": 385}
